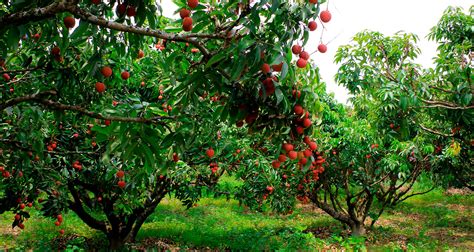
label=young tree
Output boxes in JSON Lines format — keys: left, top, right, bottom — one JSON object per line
{"left": 0, "top": 0, "right": 329, "bottom": 248}
{"left": 263, "top": 6, "right": 472, "bottom": 236}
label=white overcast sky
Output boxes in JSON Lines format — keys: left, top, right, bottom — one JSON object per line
{"left": 161, "top": 1, "right": 473, "bottom": 104}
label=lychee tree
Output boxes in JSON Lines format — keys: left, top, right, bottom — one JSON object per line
{"left": 303, "top": 88, "right": 439, "bottom": 236}
{"left": 303, "top": 6, "right": 472, "bottom": 235}
{"left": 0, "top": 0, "right": 330, "bottom": 248}
{"left": 334, "top": 6, "right": 473, "bottom": 190}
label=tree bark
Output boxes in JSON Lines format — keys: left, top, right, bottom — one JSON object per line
{"left": 350, "top": 222, "right": 366, "bottom": 236}
{"left": 107, "top": 232, "right": 127, "bottom": 250}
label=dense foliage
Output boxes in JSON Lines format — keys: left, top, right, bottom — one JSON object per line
{"left": 0, "top": 0, "right": 331, "bottom": 248}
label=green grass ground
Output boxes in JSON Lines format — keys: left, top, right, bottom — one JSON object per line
{"left": 1, "top": 188, "right": 472, "bottom": 251}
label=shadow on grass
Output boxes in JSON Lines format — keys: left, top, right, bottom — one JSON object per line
{"left": 136, "top": 198, "right": 335, "bottom": 250}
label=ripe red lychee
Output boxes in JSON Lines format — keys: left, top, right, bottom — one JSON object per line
{"left": 309, "top": 142, "right": 317, "bottom": 150}
{"left": 54, "top": 221, "right": 61, "bottom": 226}
{"left": 303, "top": 136, "right": 311, "bottom": 144}
{"left": 299, "top": 51, "right": 310, "bottom": 60}
{"left": 308, "top": 21, "right": 317, "bottom": 31}
{"left": 180, "top": 8, "right": 191, "bottom": 19}
{"left": 288, "top": 151, "right": 298, "bottom": 160}
{"left": 95, "top": 82, "right": 106, "bottom": 93}
{"left": 117, "top": 180, "right": 126, "bottom": 189}
{"left": 91, "top": 0, "right": 100, "bottom": 4}
{"left": 173, "top": 153, "right": 179, "bottom": 162}
{"left": 117, "top": 4, "right": 126, "bottom": 15}
{"left": 320, "top": 10, "right": 332, "bottom": 23}
{"left": 206, "top": 148, "right": 215, "bottom": 158}
{"left": 303, "top": 149, "right": 312, "bottom": 157}
{"left": 261, "top": 63, "right": 271, "bottom": 73}
{"left": 51, "top": 46, "right": 60, "bottom": 55}
{"left": 266, "top": 186, "right": 274, "bottom": 193}
{"left": 282, "top": 143, "right": 294, "bottom": 152}
{"left": 2, "top": 73, "right": 10, "bottom": 81}
{"left": 183, "top": 17, "right": 193, "bottom": 31}
{"left": 297, "top": 58, "right": 307, "bottom": 68}
{"left": 59, "top": 229, "right": 65, "bottom": 235}
{"left": 292, "top": 44, "right": 302, "bottom": 55}
{"left": 63, "top": 16, "right": 75, "bottom": 29}
{"left": 309, "top": 0, "right": 318, "bottom": 4}
{"left": 121, "top": 71, "right": 130, "bottom": 80}
{"left": 19, "top": 203, "right": 25, "bottom": 210}
{"left": 271, "top": 160, "right": 281, "bottom": 169}
{"left": 137, "top": 50, "right": 144, "bottom": 59}
{"left": 100, "top": 66, "right": 112, "bottom": 78}
{"left": 126, "top": 6, "right": 136, "bottom": 17}
{"left": 116, "top": 170, "right": 125, "bottom": 178}
{"left": 187, "top": 0, "right": 199, "bottom": 9}
{"left": 318, "top": 44, "right": 327, "bottom": 53}
{"left": 272, "top": 62, "right": 283, "bottom": 72}
{"left": 294, "top": 104, "right": 304, "bottom": 115}
{"left": 278, "top": 154, "right": 287, "bottom": 162}
{"left": 104, "top": 120, "right": 111, "bottom": 126}
{"left": 296, "top": 126, "right": 304, "bottom": 134}
{"left": 303, "top": 118, "right": 312, "bottom": 128}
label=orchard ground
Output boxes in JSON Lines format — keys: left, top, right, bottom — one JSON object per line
{"left": 1, "top": 177, "right": 472, "bottom": 251}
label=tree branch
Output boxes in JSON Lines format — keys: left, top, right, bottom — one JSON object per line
{"left": 36, "top": 99, "right": 174, "bottom": 124}
{"left": 65, "top": 5, "right": 213, "bottom": 58}
{"left": 1, "top": 91, "right": 175, "bottom": 124}
{"left": 418, "top": 124, "right": 454, "bottom": 137}
{"left": 0, "top": 1, "right": 68, "bottom": 28}
{"left": 0, "top": 90, "right": 58, "bottom": 110}
{"left": 67, "top": 183, "right": 107, "bottom": 232}
{"left": 0, "top": 66, "right": 42, "bottom": 74}
{"left": 421, "top": 99, "right": 474, "bottom": 110}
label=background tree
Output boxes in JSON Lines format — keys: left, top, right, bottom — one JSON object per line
{"left": 278, "top": 5, "right": 472, "bottom": 236}
{"left": 0, "top": 0, "right": 330, "bottom": 248}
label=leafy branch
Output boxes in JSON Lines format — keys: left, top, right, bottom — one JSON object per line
{"left": 1, "top": 90, "right": 176, "bottom": 124}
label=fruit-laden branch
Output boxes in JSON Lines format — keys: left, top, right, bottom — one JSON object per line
{"left": 65, "top": 5, "right": 214, "bottom": 57}
{"left": 1, "top": 90, "right": 175, "bottom": 124}
{"left": 0, "top": 0, "right": 229, "bottom": 58}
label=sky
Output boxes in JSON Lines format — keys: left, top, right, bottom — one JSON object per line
{"left": 161, "top": 0, "right": 473, "bottom": 104}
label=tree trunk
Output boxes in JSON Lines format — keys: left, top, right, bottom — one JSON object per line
{"left": 108, "top": 233, "right": 127, "bottom": 250}
{"left": 350, "top": 222, "right": 366, "bottom": 236}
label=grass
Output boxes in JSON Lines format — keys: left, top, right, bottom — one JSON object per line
{"left": 0, "top": 187, "right": 472, "bottom": 251}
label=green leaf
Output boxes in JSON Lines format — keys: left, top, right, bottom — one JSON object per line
{"left": 206, "top": 52, "right": 228, "bottom": 68}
